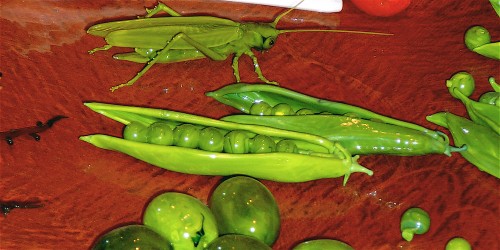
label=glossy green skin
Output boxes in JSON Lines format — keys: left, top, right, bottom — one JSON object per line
{"left": 479, "top": 77, "right": 500, "bottom": 106}
{"left": 464, "top": 26, "right": 499, "bottom": 60}
{"left": 147, "top": 122, "right": 174, "bottom": 145}
{"left": 446, "top": 237, "right": 472, "bottom": 250}
{"left": 209, "top": 176, "right": 280, "bottom": 246}
{"left": 123, "top": 122, "right": 148, "bottom": 142}
{"left": 250, "top": 135, "right": 276, "bottom": 153}
{"left": 223, "top": 131, "right": 250, "bottom": 153}
{"left": 198, "top": 127, "right": 224, "bottom": 152}
{"left": 427, "top": 112, "right": 500, "bottom": 178}
{"left": 222, "top": 114, "right": 459, "bottom": 156}
{"left": 446, "top": 72, "right": 475, "bottom": 98}
{"left": 80, "top": 103, "right": 373, "bottom": 184}
{"left": 92, "top": 224, "right": 172, "bottom": 250}
{"left": 205, "top": 234, "right": 271, "bottom": 250}
{"left": 465, "top": 26, "right": 491, "bottom": 50}
{"left": 143, "top": 192, "right": 218, "bottom": 250}
{"left": 173, "top": 124, "right": 201, "bottom": 148}
{"left": 400, "top": 207, "right": 431, "bottom": 242}
{"left": 292, "top": 239, "right": 354, "bottom": 250}
{"left": 206, "top": 83, "right": 448, "bottom": 142}
{"left": 451, "top": 87, "right": 500, "bottom": 135}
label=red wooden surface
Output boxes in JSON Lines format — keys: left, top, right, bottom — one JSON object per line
{"left": 0, "top": 0, "right": 498, "bottom": 249}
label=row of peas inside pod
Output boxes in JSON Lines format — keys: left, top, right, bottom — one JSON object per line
{"left": 91, "top": 176, "right": 355, "bottom": 250}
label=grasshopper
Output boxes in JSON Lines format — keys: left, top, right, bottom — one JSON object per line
{"left": 87, "top": 1, "right": 389, "bottom": 91}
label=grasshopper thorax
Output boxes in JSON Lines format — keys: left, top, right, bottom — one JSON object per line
{"left": 240, "top": 23, "right": 281, "bottom": 51}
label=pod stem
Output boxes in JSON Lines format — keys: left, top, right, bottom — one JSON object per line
{"left": 343, "top": 155, "right": 373, "bottom": 186}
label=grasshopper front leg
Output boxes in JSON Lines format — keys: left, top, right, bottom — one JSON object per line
{"left": 110, "top": 32, "right": 228, "bottom": 92}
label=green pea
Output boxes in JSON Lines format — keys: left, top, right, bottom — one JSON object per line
{"left": 250, "top": 102, "right": 272, "bottom": 116}
{"left": 173, "top": 124, "right": 200, "bottom": 148}
{"left": 296, "top": 108, "right": 315, "bottom": 115}
{"left": 400, "top": 207, "right": 431, "bottom": 241}
{"left": 271, "top": 103, "right": 294, "bottom": 115}
{"left": 276, "top": 140, "right": 298, "bottom": 153}
{"left": 123, "top": 121, "right": 148, "bottom": 142}
{"left": 465, "top": 26, "right": 491, "bottom": 50}
{"left": 249, "top": 135, "right": 276, "bottom": 153}
{"left": 479, "top": 91, "right": 500, "bottom": 106}
{"left": 147, "top": 122, "right": 174, "bottom": 145}
{"left": 446, "top": 72, "right": 475, "bottom": 98}
{"left": 198, "top": 127, "right": 224, "bottom": 152}
{"left": 223, "top": 130, "right": 250, "bottom": 153}
{"left": 445, "top": 237, "right": 471, "bottom": 250}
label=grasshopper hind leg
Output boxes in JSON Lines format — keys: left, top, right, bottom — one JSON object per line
{"left": 143, "top": 2, "right": 182, "bottom": 18}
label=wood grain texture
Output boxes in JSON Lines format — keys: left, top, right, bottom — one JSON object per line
{"left": 0, "top": 0, "right": 498, "bottom": 249}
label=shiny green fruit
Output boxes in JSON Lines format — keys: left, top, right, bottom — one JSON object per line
{"left": 92, "top": 224, "right": 172, "bottom": 250}
{"left": 209, "top": 176, "right": 280, "bottom": 246}
{"left": 143, "top": 192, "right": 218, "bottom": 250}
{"left": 205, "top": 234, "right": 272, "bottom": 250}
{"left": 292, "top": 239, "right": 354, "bottom": 250}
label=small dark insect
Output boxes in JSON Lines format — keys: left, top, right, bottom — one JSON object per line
{"left": 0, "top": 115, "right": 67, "bottom": 145}
{"left": 1, "top": 200, "right": 44, "bottom": 217}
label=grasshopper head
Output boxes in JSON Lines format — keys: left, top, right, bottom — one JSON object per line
{"left": 241, "top": 23, "right": 280, "bottom": 51}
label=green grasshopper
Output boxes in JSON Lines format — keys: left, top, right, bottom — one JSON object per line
{"left": 87, "top": 1, "right": 390, "bottom": 91}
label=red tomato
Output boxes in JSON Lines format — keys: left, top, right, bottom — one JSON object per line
{"left": 350, "top": 0, "right": 411, "bottom": 17}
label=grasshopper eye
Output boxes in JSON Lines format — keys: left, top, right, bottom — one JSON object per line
{"left": 263, "top": 37, "right": 275, "bottom": 49}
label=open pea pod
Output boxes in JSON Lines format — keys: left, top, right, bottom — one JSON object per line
{"left": 222, "top": 114, "right": 463, "bottom": 156}
{"left": 427, "top": 112, "right": 500, "bottom": 178}
{"left": 206, "top": 83, "right": 449, "bottom": 143}
{"left": 472, "top": 42, "right": 500, "bottom": 60}
{"left": 80, "top": 103, "right": 373, "bottom": 184}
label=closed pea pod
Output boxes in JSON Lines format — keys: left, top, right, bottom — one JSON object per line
{"left": 80, "top": 103, "right": 373, "bottom": 184}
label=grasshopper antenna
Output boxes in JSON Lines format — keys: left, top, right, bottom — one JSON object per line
{"left": 271, "top": 0, "right": 305, "bottom": 28}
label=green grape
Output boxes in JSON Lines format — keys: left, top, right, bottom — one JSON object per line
{"left": 292, "top": 239, "right": 354, "bottom": 250}
{"left": 205, "top": 234, "right": 271, "bottom": 250}
{"left": 147, "top": 122, "right": 174, "bottom": 145}
{"left": 92, "top": 224, "right": 172, "bottom": 250}
{"left": 123, "top": 122, "right": 148, "bottom": 142}
{"left": 209, "top": 176, "right": 280, "bottom": 246}
{"left": 143, "top": 192, "right": 218, "bottom": 250}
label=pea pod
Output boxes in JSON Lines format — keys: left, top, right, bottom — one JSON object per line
{"left": 427, "top": 112, "right": 500, "bottom": 178}
{"left": 222, "top": 114, "right": 463, "bottom": 156}
{"left": 450, "top": 87, "right": 500, "bottom": 135}
{"left": 479, "top": 77, "right": 500, "bottom": 106}
{"left": 80, "top": 103, "right": 373, "bottom": 184}
{"left": 206, "top": 83, "right": 449, "bottom": 142}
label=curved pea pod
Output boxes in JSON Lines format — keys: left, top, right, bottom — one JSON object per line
{"left": 80, "top": 103, "right": 373, "bottom": 184}
{"left": 206, "top": 83, "right": 449, "bottom": 142}
{"left": 427, "top": 112, "right": 500, "bottom": 178}
{"left": 222, "top": 114, "right": 463, "bottom": 156}
{"left": 451, "top": 87, "right": 500, "bottom": 135}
